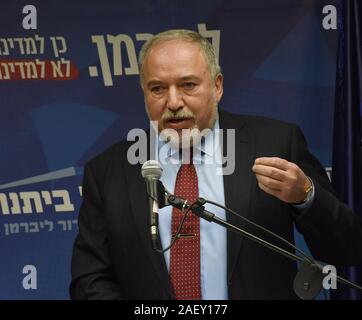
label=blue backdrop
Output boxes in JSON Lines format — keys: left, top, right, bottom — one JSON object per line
{"left": 0, "top": 0, "right": 339, "bottom": 299}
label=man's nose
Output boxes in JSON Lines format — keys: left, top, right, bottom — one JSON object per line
{"left": 166, "top": 86, "right": 183, "bottom": 112}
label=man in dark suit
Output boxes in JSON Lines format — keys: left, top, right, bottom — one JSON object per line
{"left": 70, "top": 29, "right": 362, "bottom": 299}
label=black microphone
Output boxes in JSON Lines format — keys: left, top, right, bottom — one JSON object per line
{"left": 141, "top": 160, "right": 163, "bottom": 250}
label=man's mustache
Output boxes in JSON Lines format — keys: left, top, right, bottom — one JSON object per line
{"left": 161, "top": 111, "right": 196, "bottom": 122}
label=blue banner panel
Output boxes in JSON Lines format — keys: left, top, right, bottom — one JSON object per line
{"left": 0, "top": 0, "right": 338, "bottom": 299}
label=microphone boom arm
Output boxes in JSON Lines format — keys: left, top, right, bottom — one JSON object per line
{"left": 166, "top": 194, "right": 362, "bottom": 299}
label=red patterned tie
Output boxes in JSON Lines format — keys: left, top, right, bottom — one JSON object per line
{"left": 169, "top": 163, "right": 201, "bottom": 300}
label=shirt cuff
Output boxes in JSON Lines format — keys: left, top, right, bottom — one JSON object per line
{"left": 292, "top": 178, "right": 315, "bottom": 211}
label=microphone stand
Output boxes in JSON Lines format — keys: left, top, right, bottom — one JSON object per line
{"left": 166, "top": 194, "right": 362, "bottom": 300}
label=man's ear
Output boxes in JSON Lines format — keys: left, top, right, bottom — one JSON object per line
{"left": 214, "top": 73, "right": 223, "bottom": 102}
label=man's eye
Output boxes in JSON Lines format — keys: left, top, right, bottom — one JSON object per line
{"left": 151, "top": 86, "right": 163, "bottom": 94}
{"left": 182, "top": 82, "right": 196, "bottom": 90}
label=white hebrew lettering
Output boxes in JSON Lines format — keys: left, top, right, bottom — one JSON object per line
{"left": 9, "top": 192, "right": 21, "bottom": 214}
{"left": 41, "top": 191, "right": 52, "bottom": 205}
{"left": 9, "top": 223, "right": 20, "bottom": 234}
{"left": 50, "top": 36, "right": 67, "bottom": 58}
{"left": 0, "top": 63, "right": 11, "bottom": 80}
{"left": 35, "top": 59, "right": 45, "bottom": 78}
{"left": 0, "top": 193, "right": 10, "bottom": 214}
{"left": 52, "top": 190, "right": 75, "bottom": 212}
{"left": 57, "top": 220, "right": 67, "bottom": 231}
{"left": 0, "top": 38, "right": 10, "bottom": 55}
{"left": 14, "top": 62, "right": 26, "bottom": 79}
{"left": 14, "top": 38, "right": 25, "bottom": 54}
{"left": 24, "top": 37, "right": 37, "bottom": 54}
{"left": 34, "top": 35, "right": 44, "bottom": 54}
{"left": 24, "top": 61, "right": 38, "bottom": 78}
{"left": 20, "top": 222, "right": 29, "bottom": 233}
{"left": 135, "top": 33, "right": 153, "bottom": 42}
{"left": 91, "top": 35, "right": 113, "bottom": 86}
{"left": 197, "top": 24, "right": 220, "bottom": 63}
{"left": 19, "top": 191, "right": 44, "bottom": 213}
{"left": 43, "top": 219, "right": 53, "bottom": 232}
{"left": 29, "top": 222, "right": 40, "bottom": 233}
{"left": 50, "top": 60, "right": 64, "bottom": 78}
{"left": 107, "top": 34, "right": 139, "bottom": 75}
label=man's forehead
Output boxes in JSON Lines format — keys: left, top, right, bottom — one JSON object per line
{"left": 146, "top": 39, "right": 203, "bottom": 61}
{"left": 141, "top": 39, "right": 212, "bottom": 87}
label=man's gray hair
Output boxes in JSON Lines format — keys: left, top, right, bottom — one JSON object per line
{"left": 138, "top": 29, "right": 221, "bottom": 87}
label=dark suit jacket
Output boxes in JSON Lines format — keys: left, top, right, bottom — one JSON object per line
{"left": 70, "top": 110, "right": 362, "bottom": 299}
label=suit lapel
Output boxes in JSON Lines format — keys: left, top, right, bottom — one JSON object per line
{"left": 123, "top": 140, "right": 174, "bottom": 298}
{"left": 219, "top": 111, "right": 256, "bottom": 283}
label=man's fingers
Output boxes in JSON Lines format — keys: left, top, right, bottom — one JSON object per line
{"left": 255, "top": 174, "right": 283, "bottom": 190}
{"left": 258, "top": 181, "right": 279, "bottom": 197}
{"left": 254, "top": 157, "right": 310, "bottom": 203}
{"left": 254, "top": 157, "right": 290, "bottom": 170}
{"left": 252, "top": 164, "right": 286, "bottom": 181}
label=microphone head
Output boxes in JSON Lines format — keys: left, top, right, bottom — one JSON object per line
{"left": 141, "top": 160, "right": 163, "bottom": 179}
